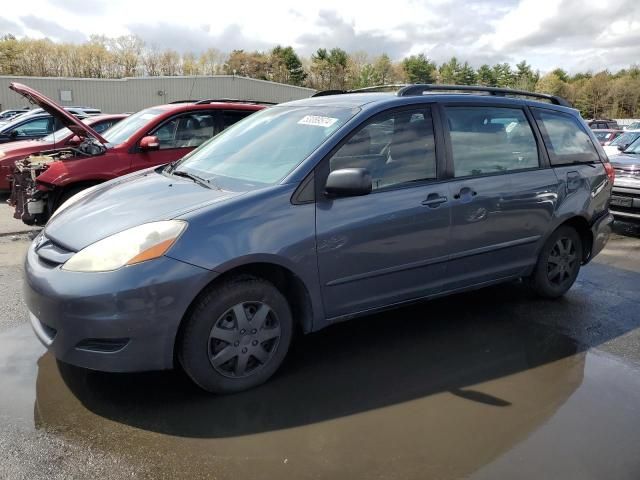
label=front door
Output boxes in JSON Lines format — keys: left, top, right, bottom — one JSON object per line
{"left": 442, "top": 105, "right": 558, "bottom": 290}
{"left": 131, "top": 110, "right": 219, "bottom": 170}
{"left": 315, "top": 106, "right": 451, "bottom": 319}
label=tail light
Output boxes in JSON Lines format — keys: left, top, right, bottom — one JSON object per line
{"left": 604, "top": 161, "right": 615, "bottom": 184}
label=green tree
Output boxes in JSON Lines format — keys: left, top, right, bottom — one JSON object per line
{"left": 372, "top": 54, "right": 393, "bottom": 84}
{"left": 270, "top": 45, "right": 306, "bottom": 85}
{"left": 457, "top": 62, "right": 477, "bottom": 85}
{"left": 513, "top": 60, "right": 539, "bottom": 90}
{"left": 310, "top": 47, "right": 349, "bottom": 89}
{"left": 477, "top": 64, "right": 497, "bottom": 86}
{"left": 401, "top": 54, "right": 436, "bottom": 83}
{"left": 492, "top": 63, "right": 514, "bottom": 87}
{"left": 439, "top": 57, "right": 462, "bottom": 84}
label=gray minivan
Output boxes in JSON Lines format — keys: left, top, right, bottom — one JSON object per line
{"left": 25, "top": 85, "right": 614, "bottom": 393}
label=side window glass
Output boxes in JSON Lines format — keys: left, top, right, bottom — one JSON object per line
{"left": 445, "top": 106, "right": 539, "bottom": 177}
{"left": 329, "top": 108, "right": 437, "bottom": 190}
{"left": 174, "top": 112, "right": 217, "bottom": 148}
{"left": 14, "top": 118, "right": 51, "bottom": 137}
{"left": 533, "top": 108, "right": 599, "bottom": 165}
{"left": 152, "top": 118, "right": 179, "bottom": 149}
{"left": 223, "top": 110, "right": 253, "bottom": 129}
{"left": 92, "top": 121, "right": 112, "bottom": 134}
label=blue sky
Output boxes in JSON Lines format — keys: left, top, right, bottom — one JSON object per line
{"left": 2, "top": 0, "right": 639, "bottom": 73}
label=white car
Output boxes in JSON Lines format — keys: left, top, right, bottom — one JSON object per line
{"left": 603, "top": 129, "right": 640, "bottom": 156}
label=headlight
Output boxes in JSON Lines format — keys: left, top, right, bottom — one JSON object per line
{"left": 62, "top": 220, "right": 187, "bottom": 272}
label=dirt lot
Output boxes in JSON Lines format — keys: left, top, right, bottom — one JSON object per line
{"left": 1, "top": 199, "right": 639, "bottom": 479}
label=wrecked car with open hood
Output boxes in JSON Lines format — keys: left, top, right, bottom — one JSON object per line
{"left": 8, "top": 82, "right": 265, "bottom": 225}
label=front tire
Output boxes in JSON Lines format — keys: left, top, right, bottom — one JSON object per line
{"left": 179, "top": 276, "right": 293, "bottom": 394}
{"left": 529, "top": 226, "right": 582, "bottom": 298}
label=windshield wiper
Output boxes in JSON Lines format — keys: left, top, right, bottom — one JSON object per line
{"left": 171, "top": 169, "right": 212, "bottom": 189}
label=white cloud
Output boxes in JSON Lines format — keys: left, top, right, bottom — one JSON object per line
{"left": 1, "top": 0, "right": 639, "bottom": 73}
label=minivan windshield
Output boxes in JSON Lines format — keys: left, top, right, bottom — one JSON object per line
{"left": 171, "top": 105, "right": 359, "bottom": 188}
{"left": 102, "top": 108, "right": 165, "bottom": 145}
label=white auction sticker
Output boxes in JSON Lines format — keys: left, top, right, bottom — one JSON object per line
{"left": 298, "top": 115, "right": 338, "bottom": 127}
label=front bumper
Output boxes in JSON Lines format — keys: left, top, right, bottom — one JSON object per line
{"left": 24, "top": 236, "right": 215, "bottom": 372}
{"left": 610, "top": 180, "right": 640, "bottom": 221}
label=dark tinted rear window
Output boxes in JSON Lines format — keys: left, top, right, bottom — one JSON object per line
{"left": 533, "top": 109, "right": 599, "bottom": 165}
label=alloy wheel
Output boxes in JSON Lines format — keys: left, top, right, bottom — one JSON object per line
{"left": 547, "top": 237, "right": 578, "bottom": 286}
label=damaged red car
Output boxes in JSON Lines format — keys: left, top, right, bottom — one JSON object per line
{"left": 0, "top": 113, "right": 127, "bottom": 192}
{"left": 8, "top": 83, "right": 266, "bottom": 225}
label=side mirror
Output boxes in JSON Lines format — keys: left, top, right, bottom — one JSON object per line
{"left": 325, "top": 168, "right": 372, "bottom": 197}
{"left": 618, "top": 144, "right": 627, "bottom": 152}
{"left": 67, "top": 135, "right": 81, "bottom": 146}
{"left": 139, "top": 135, "right": 160, "bottom": 151}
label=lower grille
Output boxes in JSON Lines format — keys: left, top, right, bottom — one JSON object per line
{"left": 75, "top": 338, "right": 129, "bottom": 353}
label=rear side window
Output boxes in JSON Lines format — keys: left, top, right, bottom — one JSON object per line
{"left": 445, "top": 106, "right": 539, "bottom": 177}
{"left": 532, "top": 108, "right": 599, "bottom": 165}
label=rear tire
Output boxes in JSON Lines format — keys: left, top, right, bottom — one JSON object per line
{"left": 529, "top": 226, "right": 582, "bottom": 298}
{"left": 179, "top": 276, "right": 293, "bottom": 394}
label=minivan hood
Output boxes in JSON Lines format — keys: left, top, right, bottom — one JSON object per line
{"left": 44, "top": 168, "right": 242, "bottom": 251}
{"left": 9, "top": 82, "right": 107, "bottom": 144}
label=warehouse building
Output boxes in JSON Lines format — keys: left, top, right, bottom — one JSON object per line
{"left": 0, "top": 75, "right": 315, "bottom": 113}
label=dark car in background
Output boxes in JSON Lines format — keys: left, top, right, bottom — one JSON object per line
{"left": 588, "top": 119, "right": 620, "bottom": 130}
{"left": 0, "top": 114, "right": 127, "bottom": 191}
{"left": 8, "top": 83, "right": 266, "bottom": 225}
{"left": 24, "top": 85, "right": 613, "bottom": 394}
{"left": 608, "top": 139, "right": 640, "bottom": 221}
{"left": 592, "top": 129, "right": 623, "bottom": 146}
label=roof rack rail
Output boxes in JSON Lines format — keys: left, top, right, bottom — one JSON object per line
{"left": 194, "top": 98, "right": 277, "bottom": 105}
{"left": 169, "top": 99, "right": 199, "bottom": 104}
{"left": 312, "top": 83, "right": 572, "bottom": 107}
{"left": 312, "top": 85, "right": 409, "bottom": 97}
{"left": 397, "top": 84, "right": 572, "bottom": 107}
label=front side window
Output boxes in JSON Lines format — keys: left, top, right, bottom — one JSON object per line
{"left": 152, "top": 112, "right": 217, "bottom": 149}
{"left": 329, "top": 108, "right": 437, "bottom": 190}
{"left": 445, "top": 106, "right": 539, "bottom": 177}
{"left": 13, "top": 117, "right": 52, "bottom": 137}
{"left": 533, "top": 108, "right": 599, "bottom": 165}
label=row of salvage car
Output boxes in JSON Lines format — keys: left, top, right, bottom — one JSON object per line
{"left": 1, "top": 83, "right": 267, "bottom": 225}
{"left": 2, "top": 82, "right": 640, "bottom": 225}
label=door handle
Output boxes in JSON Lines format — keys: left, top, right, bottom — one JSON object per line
{"left": 454, "top": 187, "right": 477, "bottom": 199}
{"left": 421, "top": 193, "right": 448, "bottom": 207}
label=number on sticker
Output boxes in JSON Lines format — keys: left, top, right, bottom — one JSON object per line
{"left": 298, "top": 115, "right": 338, "bottom": 127}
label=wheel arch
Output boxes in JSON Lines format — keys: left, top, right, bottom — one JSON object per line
{"left": 541, "top": 215, "right": 593, "bottom": 264}
{"left": 559, "top": 216, "right": 593, "bottom": 263}
{"left": 174, "top": 260, "right": 317, "bottom": 366}
{"left": 48, "top": 179, "right": 104, "bottom": 212}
